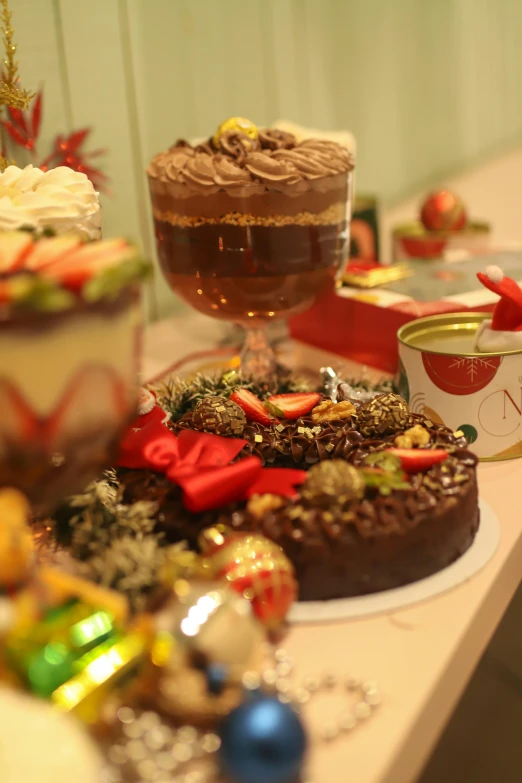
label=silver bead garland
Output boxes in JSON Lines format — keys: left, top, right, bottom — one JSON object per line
{"left": 102, "top": 648, "right": 381, "bottom": 782}
{"left": 257, "top": 648, "right": 381, "bottom": 745}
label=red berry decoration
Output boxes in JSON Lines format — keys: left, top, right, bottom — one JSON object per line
{"left": 420, "top": 190, "right": 468, "bottom": 232}
{"left": 266, "top": 392, "right": 321, "bottom": 420}
{"left": 422, "top": 353, "right": 502, "bottom": 396}
{"left": 230, "top": 388, "right": 273, "bottom": 426}
{"left": 387, "top": 448, "right": 448, "bottom": 473}
{"left": 200, "top": 529, "right": 297, "bottom": 629}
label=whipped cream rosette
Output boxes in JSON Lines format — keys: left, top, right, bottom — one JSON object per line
{"left": 475, "top": 265, "right": 522, "bottom": 352}
{"left": 0, "top": 165, "right": 101, "bottom": 239}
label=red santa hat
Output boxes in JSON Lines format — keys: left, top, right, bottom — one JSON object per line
{"left": 476, "top": 266, "right": 522, "bottom": 332}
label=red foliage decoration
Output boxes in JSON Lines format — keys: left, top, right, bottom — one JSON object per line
{"left": 0, "top": 89, "right": 109, "bottom": 192}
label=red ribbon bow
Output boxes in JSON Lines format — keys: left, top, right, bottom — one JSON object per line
{"left": 117, "top": 419, "right": 307, "bottom": 513}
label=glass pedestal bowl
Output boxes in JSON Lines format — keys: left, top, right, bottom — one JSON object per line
{"left": 148, "top": 125, "right": 354, "bottom": 377}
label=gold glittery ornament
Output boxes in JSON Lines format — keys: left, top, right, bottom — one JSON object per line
{"left": 356, "top": 393, "right": 413, "bottom": 437}
{"left": 213, "top": 117, "right": 259, "bottom": 147}
{"left": 201, "top": 531, "right": 296, "bottom": 629}
{"left": 191, "top": 396, "right": 246, "bottom": 436}
{"left": 302, "top": 460, "right": 365, "bottom": 508}
{"left": 0, "top": 0, "right": 34, "bottom": 111}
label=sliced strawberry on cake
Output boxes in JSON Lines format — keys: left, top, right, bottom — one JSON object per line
{"left": 24, "top": 235, "right": 82, "bottom": 271}
{"left": 230, "top": 388, "right": 274, "bottom": 426}
{"left": 266, "top": 392, "right": 321, "bottom": 420}
{"left": 387, "top": 447, "right": 448, "bottom": 473}
{"left": 40, "top": 238, "right": 138, "bottom": 291}
{"left": 0, "top": 232, "right": 34, "bottom": 273}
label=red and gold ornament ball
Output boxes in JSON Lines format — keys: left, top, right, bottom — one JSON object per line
{"left": 200, "top": 528, "right": 297, "bottom": 629}
{"left": 420, "top": 190, "right": 468, "bottom": 232}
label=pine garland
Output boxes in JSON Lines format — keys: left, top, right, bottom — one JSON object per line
{"left": 157, "top": 369, "right": 393, "bottom": 421}
{"left": 75, "top": 536, "right": 190, "bottom": 614}
{"left": 345, "top": 375, "right": 394, "bottom": 393}
{"left": 157, "top": 370, "right": 312, "bottom": 421}
{"left": 49, "top": 472, "right": 195, "bottom": 612}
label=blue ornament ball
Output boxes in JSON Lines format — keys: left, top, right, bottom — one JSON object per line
{"left": 219, "top": 694, "right": 307, "bottom": 783}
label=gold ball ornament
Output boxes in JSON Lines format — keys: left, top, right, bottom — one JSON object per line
{"left": 356, "top": 393, "right": 413, "bottom": 437}
{"left": 302, "top": 461, "right": 365, "bottom": 508}
{"left": 200, "top": 530, "right": 297, "bottom": 629}
{"left": 213, "top": 117, "right": 259, "bottom": 147}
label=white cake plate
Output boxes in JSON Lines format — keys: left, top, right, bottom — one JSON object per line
{"left": 289, "top": 498, "right": 499, "bottom": 624}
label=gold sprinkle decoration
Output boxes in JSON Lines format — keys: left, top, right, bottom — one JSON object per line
{"left": 297, "top": 427, "right": 305, "bottom": 434}
{"left": 276, "top": 424, "right": 285, "bottom": 433}
{"left": 254, "top": 433, "right": 263, "bottom": 443}
{"left": 325, "top": 443, "right": 335, "bottom": 452}
{"left": 453, "top": 430, "right": 464, "bottom": 438}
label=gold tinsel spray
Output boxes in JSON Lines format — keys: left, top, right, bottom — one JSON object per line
{"left": 0, "top": 0, "right": 34, "bottom": 170}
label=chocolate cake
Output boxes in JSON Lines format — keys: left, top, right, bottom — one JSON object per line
{"left": 119, "top": 384, "right": 480, "bottom": 601}
{"left": 147, "top": 118, "right": 354, "bottom": 323}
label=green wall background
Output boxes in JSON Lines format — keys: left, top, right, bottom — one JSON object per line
{"left": 14, "top": 0, "right": 522, "bottom": 318}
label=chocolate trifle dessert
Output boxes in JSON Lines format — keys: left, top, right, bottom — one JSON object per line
{"left": 147, "top": 117, "right": 354, "bottom": 322}
{"left": 117, "top": 379, "right": 480, "bottom": 601}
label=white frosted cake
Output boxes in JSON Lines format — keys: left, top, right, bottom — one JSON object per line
{"left": 0, "top": 232, "right": 151, "bottom": 512}
{"left": 0, "top": 165, "right": 101, "bottom": 239}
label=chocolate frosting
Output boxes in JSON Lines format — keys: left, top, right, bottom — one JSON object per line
{"left": 147, "top": 128, "right": 354, "bottom": 199}
{"left": 174, "top": 408, "right": 470, "bottom": 468}
{"left": 122, "top": 405, "right": 480, "bottom": 602}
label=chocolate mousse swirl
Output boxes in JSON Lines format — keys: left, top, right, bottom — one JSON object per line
{"left": 272, "top": 140, "right": 355, "bottom": 179}
{"left": 147, "top": 126, "right": 354, "bottom": 198}
{"left": 147, "top": 146, "right": 194, "bottom": 182}
{"left": 258, "top": 129, "right": 296, "bottom": 150}
{"left": 218, "top": 130, "right": 259, "bottom": 160}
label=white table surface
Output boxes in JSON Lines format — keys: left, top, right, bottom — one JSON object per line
{"left": 144, "top": 313, "right": 522, "bottom": 783}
